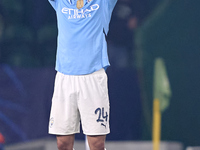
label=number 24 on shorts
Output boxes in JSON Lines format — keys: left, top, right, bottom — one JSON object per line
{"left": 95, "top": 107, "right": 108, "bottom": 128}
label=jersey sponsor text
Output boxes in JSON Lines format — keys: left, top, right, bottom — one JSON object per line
{"left": 62, "top": 4, "right": 99, "bottom": 19}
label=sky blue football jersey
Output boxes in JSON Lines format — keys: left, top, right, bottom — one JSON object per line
{"left": 48, "top": 0, "right": 117, "bottom": 75}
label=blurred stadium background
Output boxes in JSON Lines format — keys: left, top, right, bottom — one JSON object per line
{"left": 0, "top": 0, "right": 200, "bottom": 149}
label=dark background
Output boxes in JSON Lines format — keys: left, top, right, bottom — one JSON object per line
{"left": 0, "top": 0, "right": 200, "bottom": 148}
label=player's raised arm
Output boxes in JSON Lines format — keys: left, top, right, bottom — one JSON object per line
{"left": 108, "top": 0, "right": 118, "bottom": 10}
{"left": 48, "top": 0, "right": 57, "bottom": 10}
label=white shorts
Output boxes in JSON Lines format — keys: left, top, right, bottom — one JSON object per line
{"left": 49, "top": 69, "right": 110, "bottom": 135}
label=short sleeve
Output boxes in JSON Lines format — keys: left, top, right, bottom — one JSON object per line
{"left": 108, "top": 0, "right": 118, "bottom": 10}
{"left": 48, "top": 0, "right": 58, "bottom": 10}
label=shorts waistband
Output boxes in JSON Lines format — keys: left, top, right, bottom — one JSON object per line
{"left": 57, "top": 68, "right": 105, "bottom": 77}
{"left": 91, "top": 68, "right": 105, "bottom": 75}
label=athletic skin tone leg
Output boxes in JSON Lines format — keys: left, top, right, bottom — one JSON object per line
{"left": 87, "top": 135, "right": 106, "bottom": 150}
{"left": 56, "top": 135, "right": 75, "bottom": 150}
{"left": 56, "top": 134, "right": 106, "bottom": 150}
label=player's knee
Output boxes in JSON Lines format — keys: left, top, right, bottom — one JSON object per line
{"left": 91, "top": 139, "right": 105, "bottom": 150}
{"left": 57, "top": 139, "right": 73, "bottom": 150}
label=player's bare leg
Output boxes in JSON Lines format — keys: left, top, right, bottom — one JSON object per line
{"left": 87, "top": 135, "right": 106, "bottom": 150}
{"left": 56, "top": 134, "right": 75, "bottom": 150}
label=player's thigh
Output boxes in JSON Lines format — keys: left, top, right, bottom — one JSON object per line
{"left": 79, "top": 69, "right": 110, "bottom": 135}
{"left": 87, "top": 135, "right": 106, "bottom": 149}
{"left": 49, "top": 72, "right": 80, "bottom": 135}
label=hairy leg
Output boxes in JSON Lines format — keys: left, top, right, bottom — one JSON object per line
{"left": 56, "top": 134, "right": 75, "bottom": 150}
{"left": 87, "top": 135, "right": 106, "bottom": 150}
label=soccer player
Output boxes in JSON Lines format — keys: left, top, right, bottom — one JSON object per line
{"left": 48, "top": 0, "right": 117, "bottom": 150}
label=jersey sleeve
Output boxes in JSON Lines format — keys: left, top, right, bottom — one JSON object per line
{"left": 108, "top": 0, "right": 118, "bottom": 10}
{"left": 48, "top": 0, "right": 58, "bottom": 10}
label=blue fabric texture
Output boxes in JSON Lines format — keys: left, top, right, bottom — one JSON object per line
{"left": 48, "top": 0, "right": 117, "bottom": 75}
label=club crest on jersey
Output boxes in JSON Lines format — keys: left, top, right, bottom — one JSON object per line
{"left": 62, "top": 4, "right": 99, "bottom": 19}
